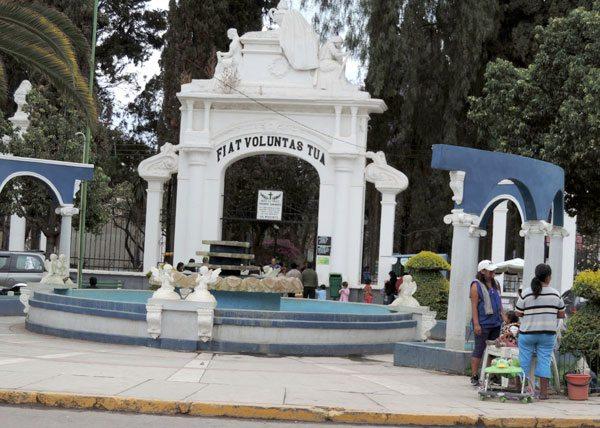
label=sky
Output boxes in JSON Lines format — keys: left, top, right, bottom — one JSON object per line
{"left": 111, "top": 0, "right": 362, "bottom": 121}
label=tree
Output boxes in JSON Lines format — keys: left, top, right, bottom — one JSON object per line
{"left": 307, "top": 0, "right": 593, "bottom": 270}
{"left": 469, "top": 4, "right": 600, "bottom": 231}
{"left": 0, "top": 0, "right": 96, "bottom": 126}
{"left": 0, "top": 85, "right": 113, "bottom": 254}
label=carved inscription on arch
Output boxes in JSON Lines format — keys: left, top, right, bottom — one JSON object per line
{"left": 215, "top": 134, "right": 326, "bottom": 166}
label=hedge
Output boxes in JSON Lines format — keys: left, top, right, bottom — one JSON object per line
{"left": 572, "top": 270, "right": 600, "bottom": 303}
{"left": 406, "top": 252, "right": 450, "bottom": 319}
{"left": 405, "top": 251, "right": 451, "bottom": 271}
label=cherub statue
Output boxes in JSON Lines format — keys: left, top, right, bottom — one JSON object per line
{"left": 187, "top": 266, "right": 221, "bottom": 302}
{"left": 262, "top": 265, "right": 280, "bottom": 278}
{"left": 390, "top": 275, "right": 420, "bottom": 308}
{"left": 150, "top": 264, "right": 180, "bottom": 300}
{"left": 57, "top": 254, "right": 74, "bottom": 286}
{"left": 41, "top": 254, "right": 68, "bottom": 286}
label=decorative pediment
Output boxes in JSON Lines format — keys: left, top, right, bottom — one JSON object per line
{"left": 138, "top": 143, "right": 179, "bottom": 181}
{"left": 364, "top": 151, "right": 408, "bottom": 193}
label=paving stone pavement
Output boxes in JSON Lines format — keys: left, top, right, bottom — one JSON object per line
{"left": 0, "top": 317, "right": 598, "bottom": 419}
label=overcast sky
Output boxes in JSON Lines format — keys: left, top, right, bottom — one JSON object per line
{"left": 112, "top": 0, "right": 362, "bottom": 121}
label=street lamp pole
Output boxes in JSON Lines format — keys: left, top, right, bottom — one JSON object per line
{"left": 76, "top": 0, "right": 99, "bottom": 288}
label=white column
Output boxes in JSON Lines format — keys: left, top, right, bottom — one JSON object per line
{"left": 562, "top": 215, "right": 577, "bottom": 292}
{"left": 520, "top": 220, "right": 550, "bottom": 288}
{"left": 491, "top": 201, "right": 508, "bottom": 290}
{"left": 8, "top": 214, "right": 26, "bottom": 251}
{"left": 330, "top": 155, "right": 353, "bottom": 280}
{"left": 39, "top": 232, "right": 47, "bottom": 251}
{"left": 377, "top": 190, "right": 399, "bottom": 288}
{"left": 548, "top": 226, "right": 568, "bottom": 293}
{"left": 443, "top": 209, "right": 481, "bottom": 350}
{"left": 185, "top": 148, "right": 210, "bottom": 261}
{"left": 142, "top": 180, "right": 165, "bottom": 273}
{"left": 55, "top": 206, "right": 79, "bottom": 268}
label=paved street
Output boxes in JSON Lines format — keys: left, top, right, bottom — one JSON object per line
{"left": 0, "top": 405, "right": 399, "bottom": 428}
{"left": 0, "top": 317, "right": 598, "bottom": 422}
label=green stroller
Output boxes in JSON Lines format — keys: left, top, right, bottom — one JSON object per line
{"left": 478, "top": 358, "right": 533, "bottom": 403}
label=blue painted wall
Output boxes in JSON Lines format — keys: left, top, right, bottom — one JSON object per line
{"left": 431, "top": 144, "right": 565, "bottom": 226}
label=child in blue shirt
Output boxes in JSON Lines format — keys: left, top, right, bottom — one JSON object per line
{"left": 316, "top": 284, "right": 327, "bottom": 300}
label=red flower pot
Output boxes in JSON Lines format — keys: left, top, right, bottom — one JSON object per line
{"left": 565, "top": 373, "right": 591, "bottom": 401}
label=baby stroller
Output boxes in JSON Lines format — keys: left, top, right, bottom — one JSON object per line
{"left": 478, "top": 358, "right": 533, "bottom": 403}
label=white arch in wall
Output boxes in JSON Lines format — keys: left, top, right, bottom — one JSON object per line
{"left": 477, "top": 193, "right": 525, "bottom": 229}
{"left": 0, "top": 171, "right": 65, "bottom": 206}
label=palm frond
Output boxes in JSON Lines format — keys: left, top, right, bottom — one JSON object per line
{"left": 0, "top": 1, "right": 80, "bottom": 71}
{"left": 0, "top": 59, "right": 6, "bottom": 104}
{"left": 25, "top": 2, "right": 89, "bottom": 59}
{"left": 0, "top": 35, "right": 97, "bottom": 128}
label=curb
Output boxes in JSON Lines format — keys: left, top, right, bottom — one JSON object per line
{"left": 0, "top": 390, "right": 598, "bottom": 427}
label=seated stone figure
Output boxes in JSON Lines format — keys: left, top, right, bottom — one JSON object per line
{"left": 390, "top": 275, "right": 420, "bottom": 308}
{"left": 315, "top": 36, "right": 353, "bottom": 90}
{"left": 214, "top": 28, "right": 242, "bottom": 91}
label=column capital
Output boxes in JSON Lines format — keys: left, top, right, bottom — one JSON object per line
{"left": 55, "top": 205, "right": 79, "bottom": 217}
{"left": 469, "top": 226, "right": 487, "bottom": 238}
{"left": 519, "top": 220, "right": 552, "bottom": 238}
{"left": 443, "top": 209, "right": 479, "bottom": 227}
{"left": 547, "top": 225, "right": 569, "bottom": 238}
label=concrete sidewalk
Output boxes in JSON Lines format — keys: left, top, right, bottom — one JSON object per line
{"left": 0, "top": 317, "right": 598, "bottom": 426}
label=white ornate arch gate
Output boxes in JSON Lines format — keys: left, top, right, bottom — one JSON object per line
{"left": 139, "top": 3, "right": 408, "bottom": 286}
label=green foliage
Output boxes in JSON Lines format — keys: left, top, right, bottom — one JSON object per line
{"left": 469, "top": 4, "right": 600, "bottom": 231}
{"left": 559, "top": 301, "right": 600, "bottom": 370}
{"left": 0, "top": 0, "right": 96, "bottom": 125}
{"left": 405, "top": 251, "right": 451, "bottom": 271}
{"left": 307, "top": 0, "right": 592, "bottom": 263}
{"left": 411, "top": 271, "right": 450, "bottom": 320}
{"left": 406, "top": 252, "right": 450, "bottom": 319}
{"left": 572, "top": 270, "right": 600, "bottom": 303}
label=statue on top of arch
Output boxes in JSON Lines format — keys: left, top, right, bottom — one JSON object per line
{"left": 212, "top": 0, "right": 356, "bottom": 92}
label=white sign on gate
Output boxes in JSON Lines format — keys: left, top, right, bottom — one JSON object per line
{"left": 257, "top": 190, "right": 283, "bottom": 221}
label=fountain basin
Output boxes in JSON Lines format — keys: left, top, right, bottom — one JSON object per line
{"left": 26, "top": 288, "right": 423, "bottom": 355}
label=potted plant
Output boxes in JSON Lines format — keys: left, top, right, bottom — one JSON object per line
{"left": 559, "top": 270, "right": 600, "bottom": 400}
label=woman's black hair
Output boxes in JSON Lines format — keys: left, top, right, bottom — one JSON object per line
{"left": 476, "top": 271, "right": 500, "bottom": 290}
{"left": 531, "top": 263, "right": 552, "bottom": 298}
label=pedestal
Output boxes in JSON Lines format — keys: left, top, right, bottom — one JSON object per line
{"left": 377, "top": 190, "right": 399, "bottom": 288}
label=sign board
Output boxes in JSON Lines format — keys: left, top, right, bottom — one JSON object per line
{"left": 257, "top": 190, "right": 283, "bottom": 221}
{"left": 316, "top": 255, "right": 330, "bottom": 265}
{"left": 316, "top": 235, "right": 332, "bottom": 258}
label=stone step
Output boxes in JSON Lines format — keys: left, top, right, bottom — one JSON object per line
{"left": 196, "top": 251, "right": 255, "bottom": 260}
{"left": 202, "top": 240, "right": 250, "bottom": 248}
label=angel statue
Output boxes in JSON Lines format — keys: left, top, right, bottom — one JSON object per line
{"left": 150, "top": 264, "right": 180, "bottom": 300}
{"left": 261, "top": 265, "right": 280, "bottom": 278}
{"left": 390, "top": 275, "right": 420, "bottom": 308}
{"left": 187, "top": 266, "right": 221, "bottom": 302}
{"left": 41, "top": 254, "right": 67, "bottom": 286}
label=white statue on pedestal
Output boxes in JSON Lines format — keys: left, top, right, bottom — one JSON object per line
{"left": 390, "top": 275, "right": 420, "bottom": 308}
{"left": 214, "top": 28, "right": 242, "bottom": 93}
{"left": 41, "top": 254, "right": 72, "bottom": 287}
{"left": 187, "top": 266, "right": 221, "bottom": 303}
{"left": 150, "top": 264, "right": 180, "bottom": 300}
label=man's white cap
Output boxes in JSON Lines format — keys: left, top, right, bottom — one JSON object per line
{"left": 477, "top": 259, "right": 497, "bottom": 272}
